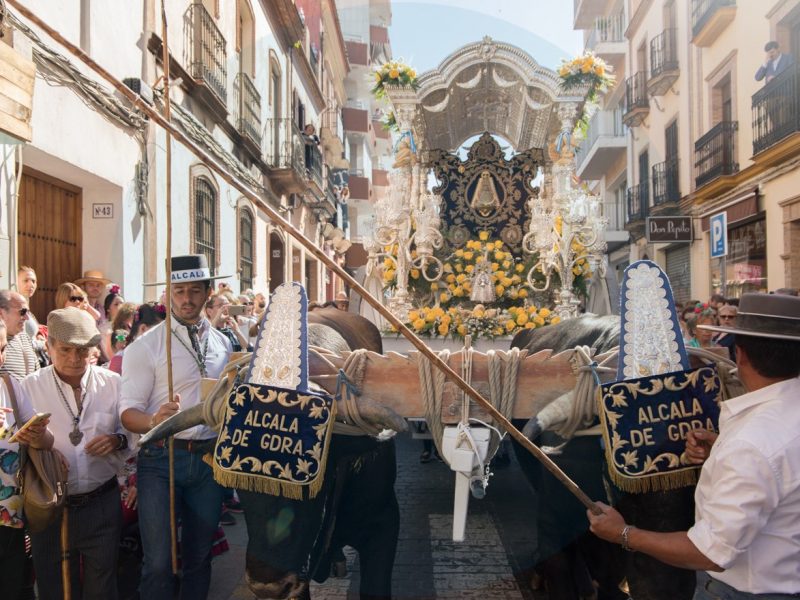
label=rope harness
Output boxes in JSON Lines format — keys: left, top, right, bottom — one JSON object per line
{"left": 417, "top": 346, "right": 521, "bottom": 479}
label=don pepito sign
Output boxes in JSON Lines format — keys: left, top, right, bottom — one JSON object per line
{"left": 646, "top": 216, "right": 693, "bottom": 243}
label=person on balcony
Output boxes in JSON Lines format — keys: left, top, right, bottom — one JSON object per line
{"left": 302, "top": 123, "right": 320, "bottom": 175}
{"left": 755, "top": 41, "right": 793, "bottom": 84}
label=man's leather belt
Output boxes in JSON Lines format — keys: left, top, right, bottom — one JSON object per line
{"left": 66, "top": 477, "right": 117, "bottom": 508}
{"left": 148, "top": 438, "right": 216, "bottom": 453}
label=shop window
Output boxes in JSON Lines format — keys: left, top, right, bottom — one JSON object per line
{"left": 710, "top": 218, "right": 767, "bottom": 297}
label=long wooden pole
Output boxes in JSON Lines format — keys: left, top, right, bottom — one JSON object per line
{"left": 159, "top": 2, "right": 179, "bottom": 574}
{"left": 6, "top": 0, "right": 600, "bottom": 514}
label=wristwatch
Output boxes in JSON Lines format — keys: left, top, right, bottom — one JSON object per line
{"left": 115, "top": 433, "right": 128, "bottom": 450}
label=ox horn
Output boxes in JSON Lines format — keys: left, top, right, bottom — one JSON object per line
{"left": 139, "top": 404, "right": 207, "bottom": 446}
{"left": 139, "top": 355, "right": 251, "bottom": 446}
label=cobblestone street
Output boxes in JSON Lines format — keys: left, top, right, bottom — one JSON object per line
{"left": 209, "top": 432, "right": 544, "bottom": 599}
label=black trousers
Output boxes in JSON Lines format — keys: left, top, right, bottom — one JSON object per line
{"left": 0, "top": 525, "right": 28, "bottom": 599}
{"left": 31, "top": 480, "right": 122, "bottom": 600}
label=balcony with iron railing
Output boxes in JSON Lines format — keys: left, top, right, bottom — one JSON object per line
{"left": 626, "top": 182, "right": 649, "bottom": 225}
{"left": 575, "top": 108, "right": 626, "bottom": 179}
{"left": 233, "top": 72, "right": 261, "bottom": 151}
{"left": 652, "top": 159, "right": 680, "bottom": 209}
{"left": 188, "top": 2, "right": 227, "bottom": 107}
{"left": 691, "top": 0, "right": 736, "bottom": 46}
{"left": 649, "top": 29, "right": 679, "bottom": 96}
{"left": 585, "top": 11, "right": 626, "bottom": 61}
{"left": 265, "top": 118, "right": 324, "bottom": 195}
{"left": 752, "top": 63, "right": 800, "bottom": 157}
{"left": 623, "top": 72, "right": 649, "bottom": 127}
{"left": 695, "top": 121, "right": 738, "bottom": 189}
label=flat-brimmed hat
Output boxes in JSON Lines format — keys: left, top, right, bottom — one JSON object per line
{"left": 47, "top": 307, "right": 101, "bottom": 347}
{"left": 698, "top": 293, "right": 800, "bottom": 340}
{"left": 74, "top": 270, "right": 111, "bottom": 286}
{"left": 144, "top": 254, "right": 231, "bottom": 286}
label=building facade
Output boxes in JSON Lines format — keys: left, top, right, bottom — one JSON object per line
{"left": 0, "top": 0, "right": 374, "bottom": 316}
{"left": 575, "top": 0, "right": 800, "bottom": 302}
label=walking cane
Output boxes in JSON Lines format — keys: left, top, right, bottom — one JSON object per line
{"left": 160, "top": 3, "right": 179, "bottom": 575}
{"left": 61, "top": 509, "right": 71, "bottom": 600}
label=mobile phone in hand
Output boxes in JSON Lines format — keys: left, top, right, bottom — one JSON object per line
{"left": 227, "top": 305, "right": 247, "bottom": 317}
{"left": 8, "top": 412, "right": 50, "bottom": 443}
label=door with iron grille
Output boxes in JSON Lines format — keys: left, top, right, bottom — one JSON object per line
{"left": 18, "top": 169, "right": 82, "bottom": 317}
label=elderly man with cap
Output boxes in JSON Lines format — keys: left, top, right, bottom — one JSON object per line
{"left": 120, "top": 255, "right": 232, "bottom": 600}
{"left": 75, "top": 269, "right": 111, "bottom": 328}
{"left": 21, "top": 307, "right": 131, "bottom": 600}
{"left": 587, "top": 293, "right": 800, "bottom": 599}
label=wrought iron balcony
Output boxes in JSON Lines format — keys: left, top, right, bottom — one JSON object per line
{"left": 234, "top": 72, "right": 261, "bottom": 150}
{"left": 652, "top": 159, "right": 680, "bottom": 207}
{"left": 265, "top": 118, "right": 324, "bottom": 194}
{"left": 691, "top": 0, "right": 736, "bottom": 46}
{"left": 695, "top": 121, "right": 738, "bottom": 188}
{"left": 626, "top": 183, "right": 649, "bottom": 224}
{"left": 752, "top": 63, "right": 800, "bottom": 156}
{"left": 649, "top": 29, "right": 679, "bottom": 95}
{"left": 623, "top": 72, "right": 649, "bottom": 127}
{"left": 188, "top": 2, "right": 227, "bottom": 105}
{"left": 586, "top": 11, "right": 626, "bottom": 58}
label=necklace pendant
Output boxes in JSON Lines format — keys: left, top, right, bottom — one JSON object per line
{"left": 69, "top": 423, "right": 83, "bottom": 446}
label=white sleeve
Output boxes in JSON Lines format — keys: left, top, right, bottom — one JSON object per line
{"left": 119, "top": 339, "right": 156, "bottom": 416}
{"left": 687, "top": 439, "right": 780, "bottom": 569}
{"left": 9, "top": 377, "right": 35, "bottom": 423}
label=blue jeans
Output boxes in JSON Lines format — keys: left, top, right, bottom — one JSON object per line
{"left": 137, "top": 444, "right": 224, "bottom": 600}
{"left": 694, "top": 572, "right": 800, "bottom": 600}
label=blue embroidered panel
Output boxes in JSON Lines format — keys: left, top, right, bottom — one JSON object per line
{"left": 598, "top": 366, "right": 721, "bottom": 491}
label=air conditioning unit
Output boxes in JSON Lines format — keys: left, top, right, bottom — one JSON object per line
{"left": 122, "top": 78, "right": 154, "bottom": 105}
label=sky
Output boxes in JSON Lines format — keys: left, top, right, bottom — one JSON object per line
{"left": 388, "top": 0, "right": 581, "bottom": 73}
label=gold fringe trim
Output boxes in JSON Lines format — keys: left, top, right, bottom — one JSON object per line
{"left": 605, "top": 463, "right": 699, "bottom": 493}
{"left": 212, "top": 397, "right": 337, "bottom": 500}
{"left": 597, "top": 387, "right": 700, "bottom": 494}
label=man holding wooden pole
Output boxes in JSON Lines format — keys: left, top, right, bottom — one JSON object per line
{"left": 120, "top": 255, "right": 232, "bottom": 600}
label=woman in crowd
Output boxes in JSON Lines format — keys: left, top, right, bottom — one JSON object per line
{"left": 54, "top": 282, "right": 102, "bottom": 321}
{"left": 686, "top": 305, "right": 718, "bottom": 348}
{"left": 108, "top": 303, "right": 165, "bottom": 375}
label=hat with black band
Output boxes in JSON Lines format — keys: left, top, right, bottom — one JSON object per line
{"left": 144, "top": 254, "right": 231, "bottom": 286}
{"left": 698, "top": 293, "right": 800, "bottom": 341}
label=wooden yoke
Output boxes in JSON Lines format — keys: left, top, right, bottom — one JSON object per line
{"left": 307, "top": 348, "right": 618, "bottom": 422}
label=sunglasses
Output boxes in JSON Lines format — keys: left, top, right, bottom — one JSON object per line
{"left": 69, "top": 296, "right": 85, "bottom": 303}
{"left": 719, "top": 314, "right": 736, "bottom": 320}
{"left": 18, "top": 308, "right": 28, "bottom": 317}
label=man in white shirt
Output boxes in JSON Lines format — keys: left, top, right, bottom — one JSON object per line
{"left": 587, "top": 293, "right": 800, "bottom": 598}
{"left": 121, "top": 254, "right": 232, "bottom": 600}
{"left": 0, "top": 318, "right": 53, "bottom": 599}
{"left": 22, "top": 307, "right": 131, "bottom": 600}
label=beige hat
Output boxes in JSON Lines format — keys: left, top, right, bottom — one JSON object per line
{"left": 75, "top": 269, "right": 111, "bottom": 286}
{"left": 47, "top": 307, "right": 101, "bottom": 347}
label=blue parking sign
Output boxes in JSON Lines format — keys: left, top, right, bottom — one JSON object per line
{"left": 710, "top": 212, "right": 727, "bottom": 259}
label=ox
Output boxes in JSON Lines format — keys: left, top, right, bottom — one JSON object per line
{"left": 144, "top": 307, "right": 405, "bottom": 600}
{"left": 511, "top": 314, "right": 702, "bottom": 600}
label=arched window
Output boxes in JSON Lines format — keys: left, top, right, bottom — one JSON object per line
{"left": 239, "top": 207, "right": 254, "bottom": 290}
{"left": 194, "top": 176, "right": 217, "bottom": 274}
